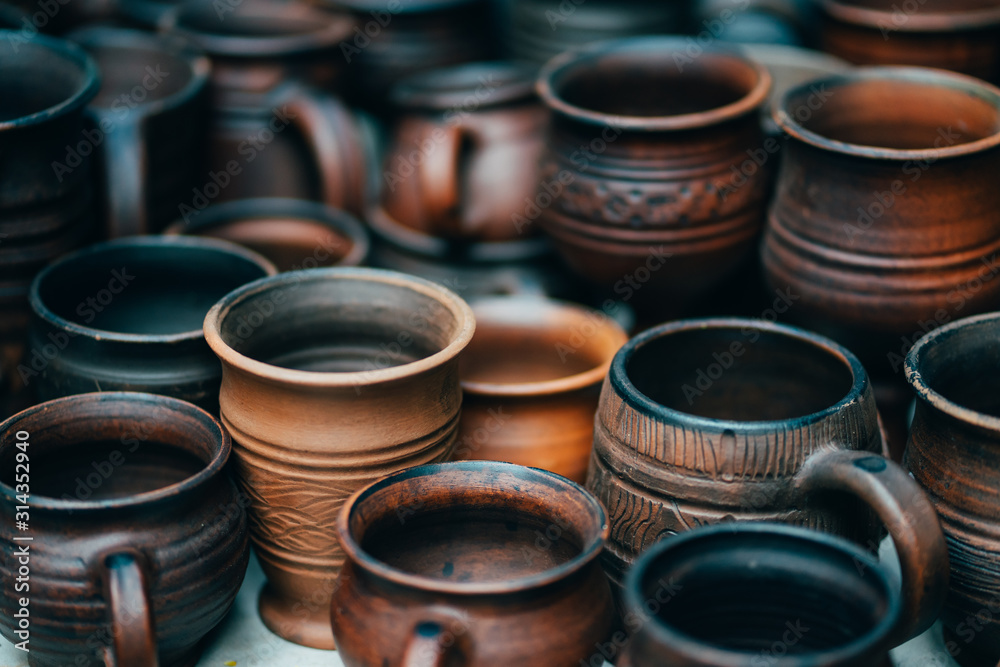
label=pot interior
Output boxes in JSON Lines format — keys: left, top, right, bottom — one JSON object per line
{"left": 89, "top": 44, "right": 195, "bottom": 108}
{"left": 191, "top": 219, "right": 354, "bottom": 272}
{"left": 0, "top": 40, "right": 91, "bottom": 122}
{"left": 37, "top": 241, "right": 270, "bottom": 336}
{"left": 914, "top": 317, "right": 1000, "bottom": 418}
{"left": 626, "top": 327, "right": 854, "bottom": 421}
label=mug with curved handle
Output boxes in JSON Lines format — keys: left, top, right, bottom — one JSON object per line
{"left": 103, "top": 552, "right": 157, "bottom": 667}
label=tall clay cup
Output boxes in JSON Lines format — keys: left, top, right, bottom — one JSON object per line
{"left": 203, "top": 267, "right": 475, "bottom": 648}
{"left": 906, "top": 312, "right": 1000, "bottom": 666}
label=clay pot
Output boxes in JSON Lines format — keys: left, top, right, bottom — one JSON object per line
{"left": 452, "top": 296, "right": 627, "bottom": 483}
{"left": 0, "top": 391, "right": 250, "bottom": 667}
{"left": 696, "top": 0, "right": 818, "bottom": 46}
{"left": 818, "top": 0, "right": 1000, "bottom": 83}
{"left": 165, "top": 0, "right": 369, "bottom": 215}
{"left": 762, "top": 67, "right": 1000, "bottom": 382}
{"left": 26, "top": 236, "right": 275, "bottom": 411}
{"left": 118, "top": 0, "right": 183, "bottom": 27}
{"left": 331, "top": 460, "right": 616, "bottom": 666}
{"left": 0, "top": 33, "right": 98, "bottom": 369}
{"left": 382, "top": 62, "right": 548, "bottom": 242}
{"left": 585, "top": 317, "right": 946, "bottom": 615}
{"left": 620, "top": 523, "right": 948, "bottom": 666}
{"left": 70, "top": 27, "right": 211, "bottom": 236}
{"left": 535, "top": 37, "right": 772, "bottom": 314}
{"left": 905, "top": 312, "right": 1000, "bottom": 666}
{"left": 203, "top": 267, "right": 475, "bottom": 649}
{"left": 164, "top": 197, "right": 369, "bottom": 271}
{"left": 507, "top": 0, "right": 692, "bottom": 65}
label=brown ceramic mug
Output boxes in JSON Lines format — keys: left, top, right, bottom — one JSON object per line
{"left": 453, "top": 296, "right": 627, "bottom": 483}
{"left": 330, "top": 460, "right": 616, "bottom": 667}
{"left": 203, "top": 267, "right": 475, "bottom": 649}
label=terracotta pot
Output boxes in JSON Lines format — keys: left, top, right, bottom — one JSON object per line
{"left": 164, "top": 197, "right": 369, "bottom": 271}
{"left": 452, "top": 296, "right": 627, "bottom": 483}
{"left": 818, "top": 0, "right": 1000, "bottom": 83}
{"left": 535, "top": 37, "right": 772, "bottom": 313}
{"left": 165, "top": 0, "right": 369, "bottom": 216}
{"left": 69, "top": 27, "right": 211, "bottom": 237}
{"left": 0, "top": 33, "right": 98, "bottom": 370}
{"left": 762, "top": 67, "right": 1000, "bottom": 382}
{"left": 26, "top": 236, "right": 275, "bottom": 411}
{"left": 382, "top": 62, "right": 548, "bottom": 242}
{"left": 203, "top": 267, "right": 475, "bottom": 649}
{"left": 905, "top": 312, "right": 1000, "bottom": 666}
{"left": 619, "top": 523, "right": 947, "bottom": 666}
{"left": 331, "top": 460, "right": 616, "bottom": 666}
{"left": 0, "top": 392, "right": 250, "bottom": 667}
{"left": 586, "top": 316, "right": 947, "bottom": 637}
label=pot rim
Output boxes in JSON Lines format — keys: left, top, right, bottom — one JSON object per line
{"left": 775, "top": 66, "right": 1000, "bottom": 161}
{"left": 391, "top": 61, "right": 538, "bottom": 110}
{"left": 817, "top": 0, "right": 1000, "bottom": 31}
{"left": 0, "top": 391, "right": 231, "bottom": 512}
{"left": 203, "top": 266, "right": 476, "bottom": 387}
{"left": 0, "top": 31, "right": 100, "bottom": 132}
{"left": 337, "top": 460, "right": 610, "bottom": 596}
{"left": 536, "top": 36, "right": 772, "bottom": 133}
{"left": 905, "top": 311, "right": 1000, "bottom": 432}
{"left": 461, "top": 296, "right": 627, "bottom": 396}
{"left": 29, "top": 235, "right": 277, "bottom": 344}
{"left": 163, "top": 197, "right": 371, "bottom": 268}
{"left": 609, "top": 317, "right": 869, "bottom": 433}
{"left": 622, "top": 522, "right": 899, "bottom": 665}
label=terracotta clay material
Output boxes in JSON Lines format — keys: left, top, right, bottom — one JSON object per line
{"left": 535, "top": 37, "right": 772, "bottom": 313}
{"left": 27, "top": 236, "right": 276, "bottom": 411}
{"left": 164, "top": 198, "right": 369, "bottom": 272}
{"left": 905, "top": 312, "right": 1000, "bottom": 666}
{"left": 203, "top": 267, "right": 475, "bottom": 649}
{"left": 383, "top": 62, "right": 549, "bottom": 242}
{"left": 818, "top": 0, "right": 1000, "bottom": 82}
{"left": 619, "top": 523, "right": 947, "bottom": 666}
{"left": 331, "top": 461, "right": 616, "bottom": 667}
{"left": 587, "top": 317, "right": 948, "bottom": 644}
{"left": 762, "top": 67, "right": 1000, "bottom": 382}
{"left": 0, "top": 391, "right": 250, "bottom": 667}
{"left": 453, "top": 296, "right": 627, "bottom": 483}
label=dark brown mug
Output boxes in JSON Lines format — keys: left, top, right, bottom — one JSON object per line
{"left": 0, "top": 392, "right": 250, "bottom": 667}
{"left": 619, "top": 523, "right": 947, "bottom": 666}
{"left": 69, "top": 27, "right": 211, "bottom": 237}
{"left": 906, "top": 312, "right": 1000, "bottom": 666}
{"left": 331, "top": 460, "right": 616, "bottom": 666}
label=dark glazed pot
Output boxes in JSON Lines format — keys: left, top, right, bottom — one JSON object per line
{"left": 536, "top": 38, "right": 772, "bottom": 315}
{"left": 26, "top": 236, "right": 276, "bottom": 411}
{"left": 0, "top": 392, "right": 250, "bottom": 667}
{"left": 905, "top": 312, "right": 1000, "bottom": 666}
{"left": 587, "top": 317, "right": 948, "bottom": 640}
{"left": 331, "top": 461, "right": 615, "bottom": 667}
{"left": 619, "top": 523, "right": 947, "bottom": 666}
{"left": 818, "top": 0, "right": 1000, "bottom": 83}
{"left": 164, "top": 198, "right": 369, "bottom": 271}
{"left": 0, "top": 33, "right": 98, "bottom": 365}
{"left": 118, "top": 0, "right": 183, "bottom": 27}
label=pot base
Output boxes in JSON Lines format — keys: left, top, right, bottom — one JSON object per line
{"left": 259, "top": 583, "right": 335, "bottom": 650}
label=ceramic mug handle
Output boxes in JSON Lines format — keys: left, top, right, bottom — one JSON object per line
{"left": 794, "top": 449, "right": 949, "bottom": 644}
{"left": 401, "top": 621, "right": 464, "bottom": 667}
{"left": 102, "top": 552, "right": 157, "bottom": 667}
{"left": 95, "top": 111, "right": 149, "bottom": 238}
{"left": 418, "top": 123, "right": 468, "bottom": 239}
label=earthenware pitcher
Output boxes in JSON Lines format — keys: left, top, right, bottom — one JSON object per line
{"left": 0, "top": 392, "right": 250, "bottom": 667}
{"left": 620, "top": 523, "right": 947, "bottom": 666}
{"left": 331, "top": 461, "right": 616, "bottom": 667}
{"left": 203, "top": 267, "right": 475, "bottom": 648}
{"left": 906, "top": 312, "right": 1000, "bottom": 666}
{"left": 587, "top": 317, "right": 947, "bottom": 643}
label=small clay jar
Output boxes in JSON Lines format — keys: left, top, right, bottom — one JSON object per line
{"left": 331, "top": 461, "right": 616, "bottom": 667}
{"left": 0, "top": 392, "right": 250, "bottom": 667}
{"left": 203, "top": 267, "right": 475, "bottom": 649}
{"left": 453, "top": 296, "right": 627, "bottom": 483}
{"left": 619, "top": 523, "right": 948, "bottom": 667}
{"left": 535, "top": 37, "right": 772, "bottom": 314}
{"left": 818, "top": 0, "right": 1000, "bottom": 83}
{"left": 905, "top": 312, "right": 1000, "bottom": 666}
{"left": 164, "top": 198, "right": 369, "bottom": 271}
{"left": 381, "top": 62, "right": 548, "bottom": 242}
{"left": 27, "top": 236, "right": 276, "bottom": 411}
